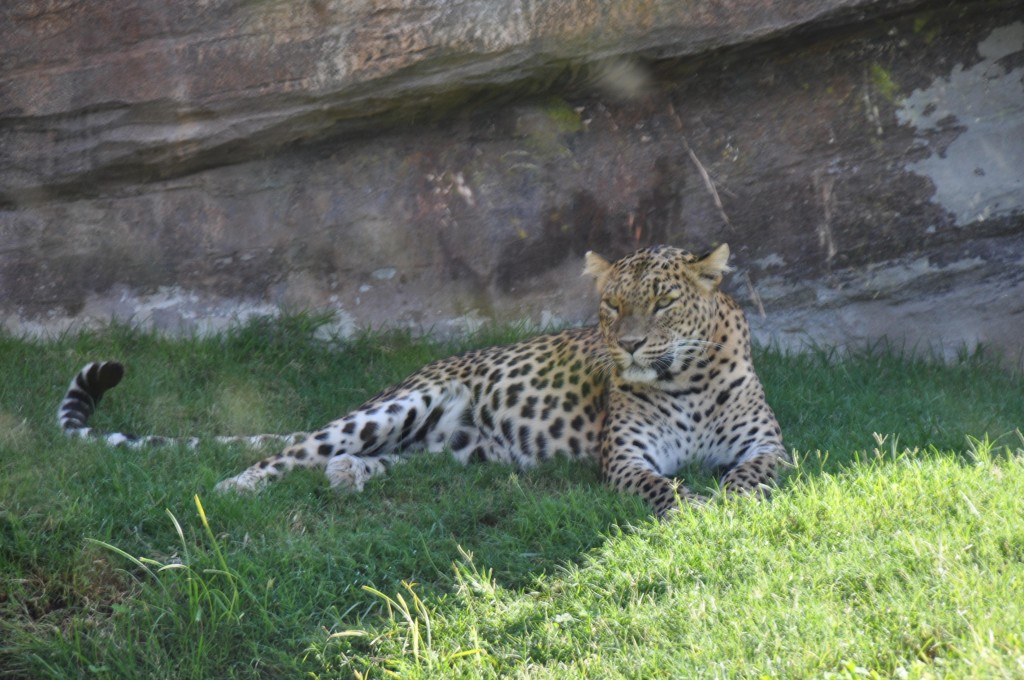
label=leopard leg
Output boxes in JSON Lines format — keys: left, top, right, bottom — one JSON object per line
{"left": 719, "top": 449, "right": 786, "bottom": 497}
{"left": 602, "top": 456, "right": 707, "bottom": 517}
{"left": 215, "top": 383, "right": 469, "bottom": 493}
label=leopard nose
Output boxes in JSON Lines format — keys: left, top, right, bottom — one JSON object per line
{"left": 618, "top": 336, "right": 646, "bottom": 354}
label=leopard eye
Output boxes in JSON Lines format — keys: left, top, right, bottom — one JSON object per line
{"left": 653, "top": 293, "right": 679, "bottom": 314}
{"left": 601, "top": 299, "right": 621, "bottom": 317}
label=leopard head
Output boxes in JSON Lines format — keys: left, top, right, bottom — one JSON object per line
{"left": 584, "top": 244, "right": 731, "bottom": 384}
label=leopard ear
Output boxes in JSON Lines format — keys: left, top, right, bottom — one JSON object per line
{"left": 692, "top": 243, "right": 732, "bottom": 292}
{"left": 583, "top": 251, "right": 613, "bottom": 292}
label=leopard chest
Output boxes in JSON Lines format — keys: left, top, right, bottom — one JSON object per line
{"left": 605, "top": 374, "right": 757, "bottom": 472}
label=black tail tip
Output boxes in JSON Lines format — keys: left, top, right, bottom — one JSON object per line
{"left": 92, "top": 361, "right": 125, "bottom": 392}
{"left": 76, "top": 361, "right": 125, "bottom": 401}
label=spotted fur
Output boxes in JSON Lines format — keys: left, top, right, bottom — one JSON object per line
{"left": 60, "top": 244, "right": 787, "bottom": 515}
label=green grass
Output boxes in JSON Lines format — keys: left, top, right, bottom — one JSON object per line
{"left": 1, "top": 315, "right": 1022, "bottom": 678}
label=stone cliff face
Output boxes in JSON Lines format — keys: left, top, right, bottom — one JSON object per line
{"left": 2, "top": 0, "right": 1022, "bottom": 361}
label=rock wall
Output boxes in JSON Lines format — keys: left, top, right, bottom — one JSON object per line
{"left": 2, "top": 0, "right": 1022, "bottom": 362}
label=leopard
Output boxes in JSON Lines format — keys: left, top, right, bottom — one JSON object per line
{"left": 59, "top": 244, "right": 787, "bottom": 516}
